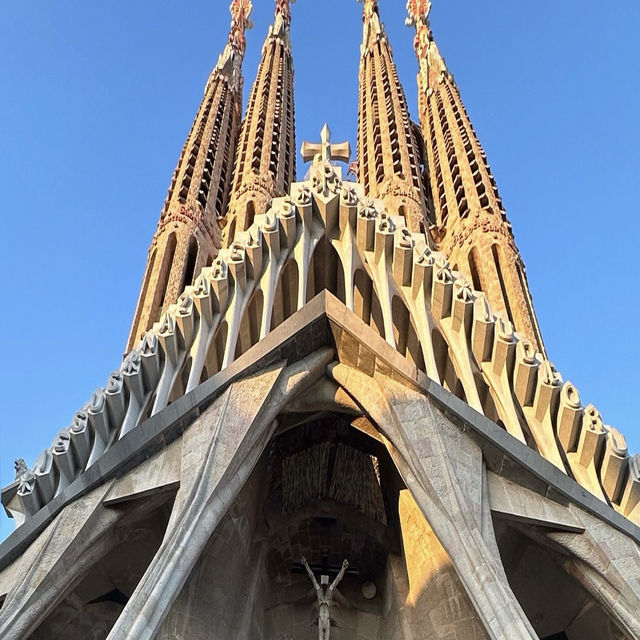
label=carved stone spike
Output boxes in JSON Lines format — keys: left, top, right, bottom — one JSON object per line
{"left": 431, "top": 260, "right": 453, "bottom": 321}
{"left": 52, "top": 428, "right": 76, "bottom": 491}
{"left": 393, "top": 234, "right": 414, "bottom": 287}
{"left": 157, "top": 312, "right": 181, "bottom": 365}
{"left": 556, "top": 382, "right": 583, "bottom": 453}
{"left": 88, "top": 388, "right": 110, "bottom": 443}
{"left": 412, "top": 246, "right": 435, "bottom": 299}
{"left": 451, "top": 279, "right": 474, "bottom": 336}
{"left": 33, "top": 449, "right": 56, "bottom": 505}
{"left": 620, "top": 454, "right": 640, "bottom": 518}
{"left": 374, "top": 215, "right": 396, "bottom": 262}
{"left": 601, "top": 427, "right": 629, "bottom": 505}
{"left": 532, "top": 361, "right": 562, "bottom": 423}
{"left": 176, "top": 292, "right": 197, "bottom": 348}
{"left": 141, "top": 332, "right": 162, "bottom": 390}
{"left": 471, "top": 294, "right": 494, "bottom": 364}
{"left": 513, "top": 339, "right": 538, "bottom": 407}
{"left": 16, "top": 470, "right": 40, "bottom": 516}
{"left": 577, "top": 404, "right": 607, "bottom": 469}
{"left": 122, "top": 350, "right": 146, "bottom": 404}
{"left": 105, "top": 370, "right": 127, "bottom": 430}
{"left": 491, "top": 317, "right": 516, "bottom": 377}
{"left": 69, "top": 410, "right": 93, "bottom": 469}
{"left": 356, "top": 209, "right": 376, "bottom": 253}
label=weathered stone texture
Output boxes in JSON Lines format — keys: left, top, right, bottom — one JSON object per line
{"left": 398, "top": 490, "right": 489, "bottom": 639}
{"left": 2, "top": 2, "right": 640, "bottom": 639}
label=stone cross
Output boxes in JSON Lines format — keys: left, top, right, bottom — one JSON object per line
{"left": 301, "top": 124, "right": 351, "bottom": 165}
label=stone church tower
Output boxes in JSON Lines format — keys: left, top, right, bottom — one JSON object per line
{"left": 126, "top": 0, "right": 253, "bottom": 352}
{"left": 1, "top": 2, "right": 639, "bottom": 639}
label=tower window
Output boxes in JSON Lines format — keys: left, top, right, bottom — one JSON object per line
{"left": 492, "top": 244, "right": 514, "bottom": 326}
{"left": 151, "top": 232, "right": 177, "bottom": 329}
{"left": 181, "top": 236, "right": 199, "bottom": 291}
{"left": 245, "top": 201, "right": 256, "bottom": 231}
{"left": 468, "top": 249, "right": 482, "bottom": 292}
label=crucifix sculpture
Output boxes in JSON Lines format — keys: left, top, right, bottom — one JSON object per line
{"left": 300, "top": 123, "right": 351, "bottom": 165}
{"left": 301, "top": 556, "right": 349, "bottom": 640}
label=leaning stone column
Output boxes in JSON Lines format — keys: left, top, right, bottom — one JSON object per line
{"left": 330, "top": 362, "right": 539, "bottom": 640}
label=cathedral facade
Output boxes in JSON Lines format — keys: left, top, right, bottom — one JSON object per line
{"left": 1, "top": 1, "right": 639, "bottom": 639}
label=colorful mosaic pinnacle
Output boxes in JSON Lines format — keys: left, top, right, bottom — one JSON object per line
{"left": 406, "top": 0, "right": 432, "bottom": 26}
{"left": 228, "top": 0, "right": 254, "bottom": 56}
{"left": 275, "top": 0, "right": 295, "bottom": 26}
{"left": 358, "top": 0, "right": 380, "bottom": 35}
{"left": 406, "top": 0, "right": 446, "bottom": 87}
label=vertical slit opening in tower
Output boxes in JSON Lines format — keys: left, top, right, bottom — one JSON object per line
{"left": 153, "top": 232, "right": 177, "bottom": 327}
{"left": 491, "top": 244, "right": 514, "bottom": 326}
{"left": 182, "top": 236, "right": 199, "bottom": 291}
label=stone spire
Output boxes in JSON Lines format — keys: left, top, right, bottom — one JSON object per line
{"left": 407, "top": 0, "right": 545, "bottom": 353}
{"left": 126, "top": 1, "right": 253, "bottom": 352}
{"left": 356, "top": 0, "right": 431, "bottom": 235}
{"left": 223, "top": 0, "right": 297, "bottom": 246}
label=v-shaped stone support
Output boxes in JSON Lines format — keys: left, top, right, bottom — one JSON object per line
{"left": 329, "top": 362, "right": 540, "bottom": 640}
{"left": 0, "top": 484, "right": 167, "bottom": 640}
{"left": 106, "top": 348, "right": 333, "bottom": 640}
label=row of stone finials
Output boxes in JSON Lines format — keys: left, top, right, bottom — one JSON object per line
{"left": 9, "top": 168, "right": 640, "bottom": 528}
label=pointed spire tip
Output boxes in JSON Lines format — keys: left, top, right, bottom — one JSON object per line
{"left": 406, "top": 0, "right": 432, "bottom": 27}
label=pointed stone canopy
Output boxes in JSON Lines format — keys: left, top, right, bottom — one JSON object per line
{"left": 300, "top": 123, "right": 351, "bottom": 165}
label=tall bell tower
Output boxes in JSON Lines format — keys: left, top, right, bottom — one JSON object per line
{"left": 407, "top": 0, "right": 545, "bottom": 353}
{"left": 223, "top": 0, "right": 297, "bottom": 245}
{"left": 126, "top": 0, "right": 253, "bottom": 352}
{"left": 356, "top": 0, "right": 431, "bottom": 234}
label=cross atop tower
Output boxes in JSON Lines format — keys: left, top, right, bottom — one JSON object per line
{"left": 300, "top": 124, "right": 351, "bottom": 165}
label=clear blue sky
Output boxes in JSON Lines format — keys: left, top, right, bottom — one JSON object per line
{"left": 0, "top": 0, "right": 639, "bottom": 541}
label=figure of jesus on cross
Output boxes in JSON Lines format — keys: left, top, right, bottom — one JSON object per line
{"left": 301, "top": 556, "right": 349, "bottom": 640}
